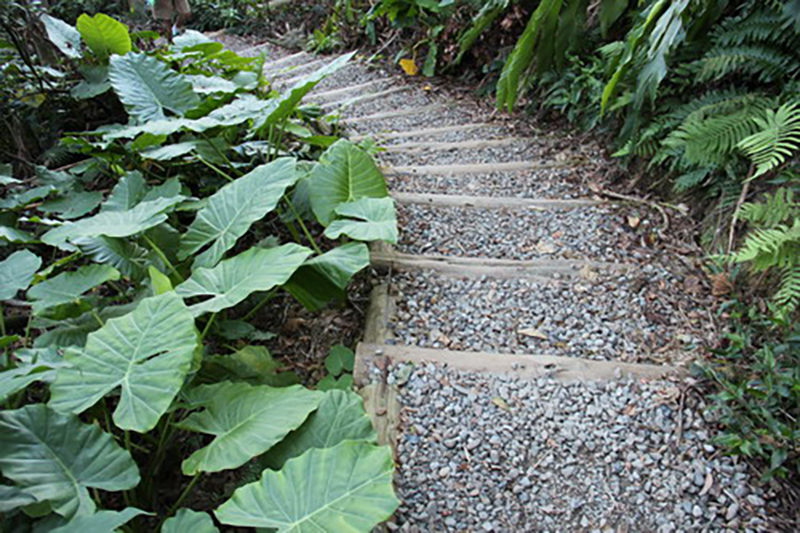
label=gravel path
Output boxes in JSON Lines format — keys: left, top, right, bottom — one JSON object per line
{"left": 397, "top": 203, "right": 662, "bottom": 263}
{"left": 378, "top": 362, "right": 776, "bottom": 532}
{"left": 388, "top": 269, "right": 712, "bottom": 363}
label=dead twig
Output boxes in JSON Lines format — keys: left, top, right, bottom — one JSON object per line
{"left": 590, "top": 186, "right": 678, "bottom": 232}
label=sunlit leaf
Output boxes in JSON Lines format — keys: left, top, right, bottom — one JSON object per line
{"left": 28, "top": 264, "right": 120, "bottom": 314}
{"left": 325, "top": 197, "right": 398, "bottom": 243}
{"left": 0, "top": 250, "right": 41, "bottom": 300}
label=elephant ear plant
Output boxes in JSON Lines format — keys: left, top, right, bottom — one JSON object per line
{"left": 0, "top": 13, "right": 399, "bottom": 532}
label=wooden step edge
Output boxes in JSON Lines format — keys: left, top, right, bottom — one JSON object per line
{"left": 324, "top": 86, "right": 413, "bottom": 111}
{"left": 273, "top": 55, "right": 355, "bottom": 85}
{"left": 355, "top": 343, "right": 686, "bottom": 385}
{"left": 370, "top": 248, "right": 632, "bottom": 279}
{"left": 256, "top": 49, "right": 306, "bottom": 66}
{"left": 306, "top": 76, "right": 399, "bottom": 102}
{"left": 350, "top": 122, "right": 494, "bottom": 141}
{"left": 268, "top": 55, "right": 329, "bottom": 76}
{"left": 339, "top": 103, "right": 450, "bottom": 124}
{"left": 392, "top": 192, "right": 603, "bottom": 210}
{"left": 383, "top": 136, "right": 541, "bottom": 152}
{"left": 383, "top": 159, "right": 587, "bottom": 176}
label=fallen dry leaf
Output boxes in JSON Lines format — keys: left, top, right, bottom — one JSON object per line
{"left": 518, "top": 328, "right": 548, "bottom": 340}
{"left": 579, "top": 264, "right": 598, "bottom": 281}
{"left": 699, "top": 472, "right": 714, "bottom": 496}
{"left": 491, "top": 397, "right": 510, "bottom": 411}
{"left": 709, "top": 272, "right": 733, "bottom": 296}
{"left": 627, "top": 215, "right": 641, "bottom": 229}
{"left": 536, "top": 241, "right": 557, "bottom": 254}
{"left": 399, "top": 58, "right": 419, "bottom": 76}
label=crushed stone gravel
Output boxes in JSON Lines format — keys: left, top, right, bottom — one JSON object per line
{"left": 388, "top": 269, "right": 712, "bottom": 363}
{"left": 396, "top": 203, "right": 663, "bottom": 263}
{"left": 373, "top": 362, "right": 778, "bottom": 532}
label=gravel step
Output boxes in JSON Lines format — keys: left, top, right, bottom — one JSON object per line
{"left": 387, "top": 268, "right": 712, "bottom": 363}
{"left": 342, "top": 103, "right": 486, "bottom": 134}
{"left": 396, "top": 203, "right": 660, "bottom": 263}
{"left": 306, "top": 76, "right": 400, "bottom": 103}
{"left": 324, "top": 85, "right": 416, "bottom": 113}
{"left": 385, "top": 159, "right": 585, "bottom": 177}
{"left": 389, "top": 166, "right": 593, "bottom": 199}
{"left": 377, "top": 361, "right": 773, "bottom": 532}
{"left": 380, "top": 138, "right": 577, "bottom": 166}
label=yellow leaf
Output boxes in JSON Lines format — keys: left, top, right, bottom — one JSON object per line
{"left": 491, "top": 397, "right": 510, "bottom": 411}
{"left": 518, "top": 328, "right": 547, "bottom": 340}
{"left": 400, "top": 58, "right": 419, "bottom": 76}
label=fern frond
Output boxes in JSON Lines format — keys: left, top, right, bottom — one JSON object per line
{"left": 666, "top": 110, "right": 761, "bottom": 166}
{"left": 739, "top": 187, "right": 798, "bottom": 227}
{"left": 714, "top": 11, "right": 790, "bottom": 47}
{"left": 738, "top": 103, "right": 800, "bottom": 178}
{"left": 733, "top": 219, "right": 800, "bottom": 266}
{"left": 695, "top": 45, "right": 799, "bottom": 83}
{"left": 673, "top": 167, "right": 713, "bottom": 192}
{"left": 774, "top": 265, "right": 800, "bottom": 312}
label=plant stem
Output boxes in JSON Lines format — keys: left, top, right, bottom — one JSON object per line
{"left": 142, "top": 235, "right": 183, "bottom": 282}
{"left": 158, "top": 474, "right": 202, "bottom": 529}
{"left": 241, "top": 289, "right": 277, "bottom": 322}
{"left": 200, "top": 133, "right": 242, "bottom": 177}
{"left": 198, "top": 156, "right": 234, "bottom": 182}
{"left": 200, "top": 313, "right": 217, "bottom": 342}
{"left": 90, "top": 308, "right": 105, "bottom": 328}
{"left": 283, "top": 197, "right": 323, "bottom": 254}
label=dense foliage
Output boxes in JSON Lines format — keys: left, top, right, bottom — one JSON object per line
{"left": 0, "top": 12, "right": 399, "bottom": 531}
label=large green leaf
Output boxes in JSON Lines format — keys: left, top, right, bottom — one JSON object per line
{"left": 308, "top": 140, "right": 388, "bottom": 226}
{"left": 162, "top": 509, "right": 219, "bottom": 533}
{"left": 41, "top": 196, "right": 183, "bottom": 248}
{"left": 284, "top": 242, "right": 370, "bottom": 311}
{"left": 177, "top": 382, "right": 323, "bottom": 474}
{"left": 0, "top": 250, "right": 41, "bottom": 300}
{"left": 176, "top": 244, "right": 312, "bottom": 316}
{"left": 76, "top": 14, "right": 131, "bottom": 59}
{"left": 255, "top": 52, "right": 355, "bottom": 130}
{"left": 49, "top": 292, "right": 198, "bottom": 433}
{"left": 39, "top": 191, "right": 104, "bottom": 220}
{"left": 41, "top": 14, "right": 82, "bottom": 59}
{"left": 0, "top": 485, "right": 37, "bottom": 513}
{"left": 51, "top": 508, "right": 149, "bottom": 533}
{"left": 109, "top": 53, "right": 200, "bottom": 122}
{"left": 102, "top": 171, "right": 147, "bottom": 212}
{"left": 263, "top": 390, "right": 377, "bottom": 470}
{"left": 215, "top": 441, "right": 398, "bottom": 531}
{"left": 28, "top": 265, "right": 120, "bottom": 314}
{"left": 77, "top": 236, "right": 150, "bottom": 280}
{"left": 0, "top": 405, "right": 140, "bottom": 518}
{"left": 198, "top": 345, "right": 298, "bottom": 387}
{"left": 0, "top": 348, "right": 61, "bottom": 403}
{"left": 325, "top": 198, "right": 398, "bottom": 243}
{"left": 178, "top": 158, "right": 302, "bottom": 269}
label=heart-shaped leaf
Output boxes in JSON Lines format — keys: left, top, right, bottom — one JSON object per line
{"left": 179, "top": 158, "right": 302, "bottom": 268}
{"left": 51, "top": 508, "right": 150, "bottom": 533}
{"left": 308, "top": 140, "right": 388, "bottom": 226}
{"left": 177, "top": 382, "right": 323, "bottom": 474}
{"left": 76, "top": 13, "right": 131, "bottom": 59}
{"left": 41, "top": 14, "right": 82, "bottom": 59}
{"left": 28, "top": 264, "right": 120, "bottom": 314}
{"left": 0, "top": 250, "right": 41, "bottom": 300}
{"left": 263, "top": 389, "right": 376, "bottom": 469}
{"left": 215, "top": 441, "right": 398, "bottom": 531}
{"left": 109, "top": 53, "right": 199, "bottom": 122}
{"left": 49, "top": 292, "right": 198, "bottom": 433}
{"left": 284, "top": 242, "right": 369, "bottom": 311}
{"left": 162, "top": 509, "right": 219, "bottom": 533}
{"left": 325, "top": 197, "right": 398, "bottom": 243}
{"left": 176, "top": 243, "right": 312, "bottom": 317}
{"left": 0, "top": 404, "right": 140, "bottom": 518}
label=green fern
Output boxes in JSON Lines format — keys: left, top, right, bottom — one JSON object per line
{"left": 665, "top": 109, "right": 761, "bottom": 166}
{"left": 696, "top": 45, "right": 799, "bottom": 83}
{"left": 739, "top": 187, "right": 798, "bottom": 227}
{"left": 774, "top": 265, "right": 800, "bottom": 311}
{"left": 738, "top": 102, "right": 800, "bottom": 178}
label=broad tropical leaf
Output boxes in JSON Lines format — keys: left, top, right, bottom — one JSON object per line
{"left": 51, "top": 508, "right": 149, "bottom": 533}
{"left": 215, "top": 441, "right": 398, "bottom": 531}
{"left": 0, "top": 404, "right": 140, "bottom": 518}
{"left": 102, "top": 171, "right": 147, "bottom": 212}
{"left": 41, "top": 196, "right": 183, "bottom": 248}
{"left": 325, "top": 197, "right": 398, "bottom": 243}
{"left": 76, "top": 14, "right": 131, "bottom": 59}
{"left": 176, "top": 244, "right": 312, "bottom": 316}
{"left": 162, "top": 509, "right": 219, "bottom": 533}
{"left": 263, "top": 390, "right": 377, "bottom": 469}
{"left": 41, "top": 14, "right": 82, "bottom": 59}
{"left": 177, "top": 382, "right": 323, "bottom": 474}
{"left": 178, "top": 158, "right": 302, "bottom": 269}
{"left": 0, "top": 348, "right": 61, "bottom": 402}
{"left": 308, "top": 140, "right": 388, "bottom": 226}
{"left": 198, "top": 345, "right": 298, "bottom": 387}
{"left": 49, "top": 292, "right": 198, "bottom": 432}
{"left": 28, "top": 265, "right": 120, "bottom": 314}
{"left": 76, "top": 236, "right": 150, "bottom": 280}
{"left": 0, "top": 226, "right": 34, "bottom": 243}
{"left": 40, "top": 191, "right": 104, "bottom": 219}
{"left": 109, "top": 53, "right": 200, "bottom": 122}
{"left": 284, "top": 242, "right": 370, "bottom": 311}
{"left": 0, "top": 485, "right": 37, "bottom": 513}
{"left": 0, "top": 250, "right": 41, "bottom": 300}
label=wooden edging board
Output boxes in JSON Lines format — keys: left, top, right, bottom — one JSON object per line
{"left": 370, "top": 248, "right": 632, "bottom": 279}
{"left": 306, "top": 77, "right": 398, "bottom": 102}
{"left": 392, "top": 191, "right": 603, "bottom": 210}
